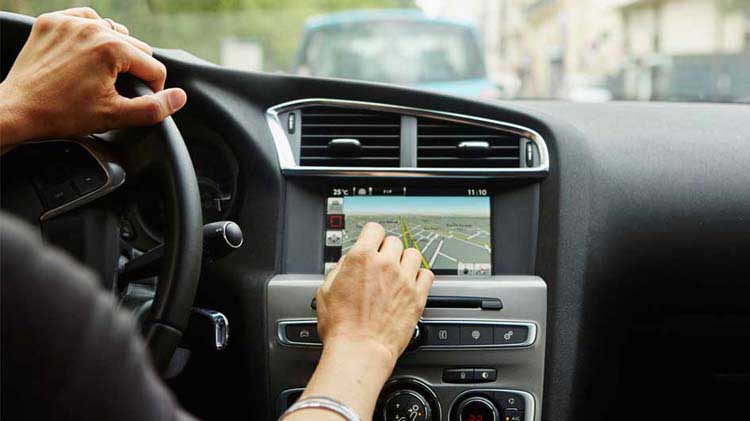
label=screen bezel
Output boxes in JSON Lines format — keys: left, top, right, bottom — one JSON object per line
{"left": 324, "top": 186, "right": 494, "bottom": 276}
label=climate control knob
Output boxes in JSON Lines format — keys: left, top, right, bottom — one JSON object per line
{"left": 456, "top": 396, "right": 499, "bottom": 421}
{"left": 383, "top": 389, "right": 431, "bottom": 421}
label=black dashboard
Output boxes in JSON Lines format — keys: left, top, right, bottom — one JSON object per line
{"left": 2, "top": 16, "right": 750, "bottom": 419}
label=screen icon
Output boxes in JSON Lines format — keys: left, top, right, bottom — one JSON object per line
{"left": 474, "top": 263, "right": 491, "bottom": 276}
{"left": 325, "top": 230, "right": 343, "bottom": 247}
{"left": 324, "top": 262, "right": 337, "bottom": 275}
{"left": 458, "top": 262, "right": 475, "bottom": 276}
{"left": 327, "top": 214, "right": 344, "bottom": 229}
{"left": 327, "top": 197, "right": 343, "bottom": 214}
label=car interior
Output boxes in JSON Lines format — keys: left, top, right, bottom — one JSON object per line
{"left": 1, "top": 9, "right": 750, "bottom": 421}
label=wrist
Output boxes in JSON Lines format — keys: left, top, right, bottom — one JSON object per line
{"left": 299, "top": 335, "right": 398, "bottom": 420}
{"left": 0, "top": 80, "right": 35, "bottom": 147}
{"left": 323, "top": 334, "right": 398, "bottom": 370}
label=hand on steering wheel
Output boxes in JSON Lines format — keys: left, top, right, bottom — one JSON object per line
{"left": 0, "top": 7, "right": 186, "bottom": 150}
{"left": 0, "top": 9, "right": 202, "bottom": 374}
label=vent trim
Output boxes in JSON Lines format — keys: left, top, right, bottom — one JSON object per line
{"left": 298, "top": 106, "right": 401, "bottom": 168}
{"left": 266, "top": 98, "right": 549, "bottom": 178}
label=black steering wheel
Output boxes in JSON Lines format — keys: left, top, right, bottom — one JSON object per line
{"left": 0, "top": 12, "right": 204, "bottom": 374}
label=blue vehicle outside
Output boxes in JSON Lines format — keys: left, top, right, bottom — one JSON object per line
{"left": 293, "top": 9, "right": 501, "bottom": 99}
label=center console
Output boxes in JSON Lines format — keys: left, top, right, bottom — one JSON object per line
{"left": 269, "top": 275, "right": 546, "bottom": 421}
{"left": 269, "top": 182, "right": 546, "bottom": 421}
{"left": 265, "top": 99, "right": 548, "bottom": 421}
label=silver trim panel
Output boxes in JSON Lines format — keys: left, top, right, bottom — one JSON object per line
{"left": 39, "top": 138, "right": 126, "bottom": 222}
{"left": 277, "top": 319, "right": 537, "bottom": 350}
{"left": 265, "top": 98, "right": 550, "bottom": 178}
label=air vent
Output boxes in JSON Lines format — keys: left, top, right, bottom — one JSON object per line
{"left": 417, "top": 117, "right": 522, "bottom": 168}
{"left": 300, "top": 106, "right": 401, "bottom": 167}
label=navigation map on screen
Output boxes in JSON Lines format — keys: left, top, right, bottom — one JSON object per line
{"left": 325, "top": 193, "right": 492, "bottom": 276}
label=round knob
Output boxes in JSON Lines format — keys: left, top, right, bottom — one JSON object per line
{"left": 383, "top": 389, "right": 431, "bottom": 421}
{"left": 203, "top": 221, "right": 243, "bottom": 260}
{"left": 457, "top": 396, "right": 499, "bottom": 421}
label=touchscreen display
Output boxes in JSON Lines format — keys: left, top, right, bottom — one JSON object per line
{"left": 324, "top": 187, "right": 491, "bottom": 276}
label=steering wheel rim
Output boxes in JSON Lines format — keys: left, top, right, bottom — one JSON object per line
{"left": 127, "top": 80, "right": 204, "bottom": 374}
{"left": 0, "top": 12, "right": 204, "bottom": 374}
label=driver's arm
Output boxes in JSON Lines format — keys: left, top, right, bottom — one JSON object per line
{"left": 0, "top": 7, "right": 186, "bottom": 152}
{"left": 1, "top": 8, "right": 435, "bottom": 421}
{"left": 0, "top": 211, "right": 194, "bottom": 420}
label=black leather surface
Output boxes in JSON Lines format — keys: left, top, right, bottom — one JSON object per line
{"left": 127, "top": 80, "right": 204, "bottom": 372}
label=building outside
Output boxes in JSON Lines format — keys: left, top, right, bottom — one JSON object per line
{"left": 425, "top": 0, "right": 750, "bottom": 101}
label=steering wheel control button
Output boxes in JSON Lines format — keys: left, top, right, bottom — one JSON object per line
{"left": 425, "top": 324, "right": 460, "bottom": 346}
{"left": 443, "top": 368, "right": 474, "bottom": 383}
{"left": 494, "top": 392, "right": 525, "bottom": 412}
{"left": 460, "top": 325, "right": 493, "bottom": 345}
{"left": 383, "top": 390, "right": 431, "bottom": 421}
{"left": 457, "top": 396, "right": 499, "bottom": 421}
{"left": 72, "top": 170, "right": 106, "bottom": 196}
{"left": 40, "top": 183, "right": 78, "bottom": 209}
{"left": 284, "top": 323, "right": 321, "bottom": 345}
{"left": 475, "top": 368, "right": 497, "bottom": 382}
{"left": 493, "top": 326, "right": 528, "bottom": 345}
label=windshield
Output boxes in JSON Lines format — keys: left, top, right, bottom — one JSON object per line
{"left": 10, "top": 0, "right": 750, "bottom": 103}
{"left": 297, "top": 20, "right": 484, "bottom": 84}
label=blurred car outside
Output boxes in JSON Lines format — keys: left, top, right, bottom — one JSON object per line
{"left": 558, "top": 74, "right": 613, "bottom": 102}
{"left": 292, "top": 9, "right": 505, "bottom": 100}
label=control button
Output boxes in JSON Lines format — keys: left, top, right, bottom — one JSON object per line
{"left": 457, "top": 396, "right": 499, "bottom": 421}
{"left": 71, "top": 170, "right": 105, "bottom": 196}
{"left": 525, "top": 141, "right": 535, "bottom": 167}
{"left": 284, "top": 323, "right": 320, "bottom": 344}
{"left": 493, "top": 325, "right": 529, "bottom": 345}
{"left": 443, "top": 368, "right": 473, "bottom": 383}
{"left": 383, "top": 390, "right": 431, "bottom": 421}
{"left": 457, "top": 262, "right": 475, "bottom": 276}
{"left": 502, "top": 409, "right": 524, "bottom": 421}
{"left": 327, "top": 214, "right": 344, "bottom": 229}
{"left": 494, "top": 392, "right": 525, "bottom": 411}
{"left": 326, "top": 197, "right": 343, "bottom": 214}
{"left": 287, "top": 112, "right": 296, "bottom": 133}
{"left": 425, "top": 324, "right": 459, "bottom": 346}
{"left": 325, "top": 230, "right": 343, "bottom": 247}
{"left": 40, "top": 183, "right": 78, "bottom": 209}
{"left": 474, "top": 368, "right": 497, "bottom": 382}
{"left": 460, "top": 325, "right": 493, "bottom": 346}
{"left": 475, "top": 263, "right": 491, "bottom": 276}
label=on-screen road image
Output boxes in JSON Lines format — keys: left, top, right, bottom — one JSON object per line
{"left": 340, "top": 196, "right": 491, "bottom": 273}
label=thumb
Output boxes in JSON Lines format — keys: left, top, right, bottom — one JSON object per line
{"left": 113, "top": 88, "right": 187, "bottom": 127}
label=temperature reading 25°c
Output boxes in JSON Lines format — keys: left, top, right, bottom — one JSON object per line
{"left": 467, "top": 189, "right": 488, "bottom": 196}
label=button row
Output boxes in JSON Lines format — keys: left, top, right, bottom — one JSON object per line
{"left": 443, "top": 368, "right": 497, "bottom": 383}
{"left": 279, "top": 321, "right": 533, "bottom": 348}
{"left": 424, "top": 323, "right": 531, "bottom": 347}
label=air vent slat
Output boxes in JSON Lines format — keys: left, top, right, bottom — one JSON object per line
{"left": 417, "top": 117, "right": 522, "bottom": 168}
{"left": 300, "top": 106, "right": 401, "bottom": 167}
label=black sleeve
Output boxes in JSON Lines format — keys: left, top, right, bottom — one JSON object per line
{"left": 1, "top": 212, "right": 197, "bottom": 421}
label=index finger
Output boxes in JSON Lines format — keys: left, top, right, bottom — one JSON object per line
{"left": 353, "top": 222, "right": 386, "bottom": 251}
{"left": 118, "top": 42, "right": 167, "bottom": 92}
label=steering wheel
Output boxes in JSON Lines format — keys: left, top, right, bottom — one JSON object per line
{"left": 0, "top": 12, "right": 204, "bottom": 374}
